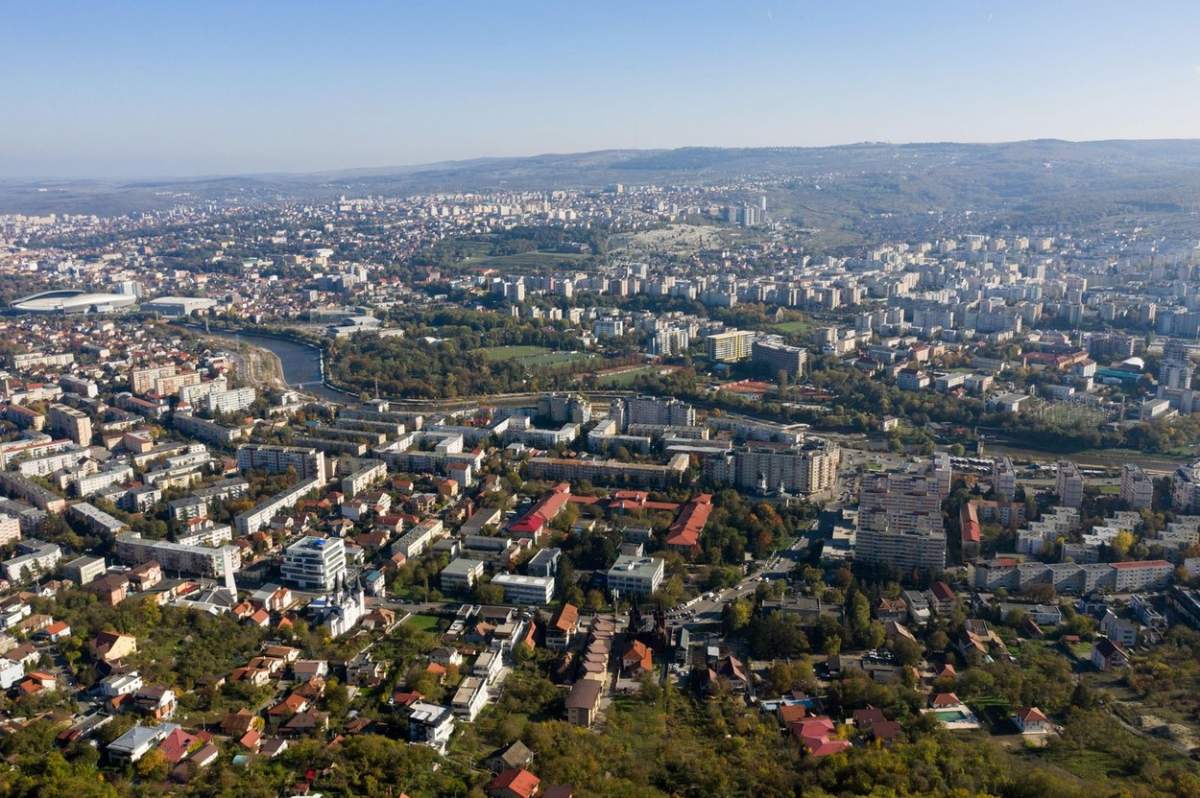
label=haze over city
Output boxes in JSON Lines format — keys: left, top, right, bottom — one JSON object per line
{"left": 4, "top": 1, "right": 1200, "bottom": 178}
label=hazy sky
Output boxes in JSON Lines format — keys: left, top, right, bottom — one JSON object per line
{"left": 3, "top": 1, "right": 1199, "bottom": 178}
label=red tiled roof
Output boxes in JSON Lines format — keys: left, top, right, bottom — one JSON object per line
{"left": 666, "top": 494, "right": 712, "bottom": 550}
{"left": 930, "top": 581, "right": 955, "bottom": 600}
{"left": 805, "top": 738, "right": 851, "bottom": 757}
{"left": 551, "top": 603, "right": 579, "bottom": 633}
{"left": 930, "top": 692, "right": 961, "bottom": 707}
{"left": 488, "top": 768, "right": 541, "bottom": 798}
{"left": 778, "top": 704, "right": 808, "bottom": 724}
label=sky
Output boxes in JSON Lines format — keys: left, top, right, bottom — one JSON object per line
{"left": 2, "top": 1, "right": 1199, "bottom": 179}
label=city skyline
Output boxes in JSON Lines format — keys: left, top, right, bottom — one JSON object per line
{"left": 4, "top": 1, "right": 1200, "bottom": 178}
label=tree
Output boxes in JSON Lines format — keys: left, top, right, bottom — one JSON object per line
{"left": 135, "top": 749, "right": 169, "bottom": 781}
{"left": 723, "top": 599, "right": 752, "bottom": 634}
{"left": 1111, "top": 530, "right": 1136, "bottom": 559}
{"left": 476, "top": 582, "right": 505, "bottom": 605}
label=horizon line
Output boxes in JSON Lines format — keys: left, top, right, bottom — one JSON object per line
{"left": 5, "top": 136, "right": 1200, "bottom": 186}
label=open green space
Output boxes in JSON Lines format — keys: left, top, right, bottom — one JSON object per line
{"left": 772, "top": 319, "right": 814, "bottom": 336}
{"left": 597, "top": 365, "right": 662, "bottom": 387}
{"left": 474, "top": 345, "right": 553, "bottom": 362}
{"left": 473, "top": 345, "right": 594, "bottom": 369}
{"left": 403, "top": 614, "right": 442, "bottom": 632}
{"left": 462, "top": 250, "right": 592, "bottom": 270}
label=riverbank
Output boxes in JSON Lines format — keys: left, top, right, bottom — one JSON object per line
{"left": 184, "top": 324, "right": 347, "bottom": 403}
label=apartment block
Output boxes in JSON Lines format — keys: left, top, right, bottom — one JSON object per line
{"left": 752, "top": 336, "right": 808, "bottom": 376}
{"left": 854, "top": 462, "right": 946, "bottom": 572}
{"left": 704, "top": 438, "right": 839, "bottom": 496}
{"left": 490, "top": 573, "right": 555, "bottom": 604}
{"left": 47, "top": 404, "right": 92, "bottom": 446}
{"left": 233, "top": 477, "right": 321, "bottom": 536}
{"left": 1120, "top": 464, "right": 1154, "bottom": 510}
{"left": 605, "top": 555, "right": 664, "bottom": 597}
{"left": 114, "top": 533, "right": 241, "bottom": 579}
{"left": 237, "top": 444, "right": 327, "bottom": 484}
{"left": 282, "top": 536, "right": 347, "bottom": 591}
{"left": 706, "top": 329, "right": 755, "bottom": 362}
{"left": 992, "top": 457, "right": 1017, "bottom": 503}
{"left": 1056, "top": 461, "right": 1084, "bottom": 509}
{"left": 525, "top": 454, "right": 689, "bottom": 489}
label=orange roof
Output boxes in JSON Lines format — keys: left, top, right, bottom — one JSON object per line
{"left": 511, "top": 486, "right": 572, "bottom": 534}
{"left": 488, "top": 768, "right": 541, "bottom": 798}
{"left": 666, "top": 494, "right": 712, "bottom": 550}
{"left": 551, "top": 603, "right": 579, "bottom": 633}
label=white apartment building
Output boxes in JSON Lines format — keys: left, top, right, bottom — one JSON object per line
{"left": 1056, "top": 461, "right": 1084, "bottom": 508}
{"left": 282, "top": 536, "right": 347, "bottom": 591}
{"left": 993, "top": 457, "right": 1017, "bottom": 502}
{"left": 605, "top": 555, "right": 664, "bottom": 597}
{"left": 706, "top": 329, "right": 755, "bottom": 362}
{"left": 114, "top": 533, "right": 241, "bottom": 578}
{"left": 236, "top": 444, "right": 327, "bottom": 483}
{"left": 1120, "top": 464, "right": 1154, "bottom": 510}
{"left": 490, "top": 573, "right": 555, "bottom": 604}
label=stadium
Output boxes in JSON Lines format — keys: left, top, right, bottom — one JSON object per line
{"left": 9, "top": 289, "right": 138, "bottom": 315}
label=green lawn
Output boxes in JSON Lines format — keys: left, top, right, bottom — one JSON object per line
{"left": 523, "top": 351, "right": 595, "bottom": 368}
{"left": 597, "top": 366, "right": 661, "bottom": 387}
{"left": 772, "top": 319, "right": 813, "bottom": 336}
{"left": 473, "top": 345, "right": 594, "bottom": 369}
{"left": 404, "top": 614, "right": 442, "bottom": 632}
{"left": 474, "top": 345, "right": 552, "bottom": 362}
{"left": 463, "top": 251, "right": 592, "bottom": 270}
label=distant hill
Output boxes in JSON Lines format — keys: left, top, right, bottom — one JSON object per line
{"left": 4, "top": 140, "right": 1200, "bottom": 236}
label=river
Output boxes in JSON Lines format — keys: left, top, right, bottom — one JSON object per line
{"left": 192, "top": 327, "right": 348, "bottom": 403}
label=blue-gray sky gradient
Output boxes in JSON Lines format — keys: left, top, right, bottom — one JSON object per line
{"left": 3, "top": 1, "right": 1198, "bottom": 178}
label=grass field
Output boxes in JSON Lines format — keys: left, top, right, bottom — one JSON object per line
{"left": 474, "top": 345, "right": 595, "bottom": 369}
{"left": 462, "top": 251, "right": 592, "bottom": 270}
{"left": 404, "top": 614, "right": 441, "bottom": 632}
{"left": 597, "top": 365, "right": 663, "bottom": 387}
{"left": 772, "top": 319, "right": 814, "bottom": 336}
{"left": 475, "top": 345, "right": 552, "bottom": 362}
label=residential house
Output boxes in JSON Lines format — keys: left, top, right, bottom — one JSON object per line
{"left": 1092, "top": 637, "right": 1130, "bottom": 671}
{"left": 565, "top": 679, "right": 602, "bottom": 727}
{"left": 1014, "top": 706, "right": 1051, "bottom": 734}
{"left": 487, "top": 768, "right": 540, "bottom": 798}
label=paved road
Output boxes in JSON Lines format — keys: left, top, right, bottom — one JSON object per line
{"left": 671, "top": 538, "right": 806, "bottom": 628}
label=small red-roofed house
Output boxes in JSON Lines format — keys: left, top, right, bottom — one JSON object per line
{"left": 1014, "top": 706, "right": 1051, "bottom": 734}
{"left": 487, "top": 767, "right": 541, "bottom": 798}
{"left": 157, "top": 726, "right": 200, "bottom": 765}
{"left": 43, "top": 620, "right": 70, "bottom": 641}
{"left": 620, "top": 640, "right": 653, "bottom": 676}
{"left": 778, "top": 704, "right": 808, "bottom": 726}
